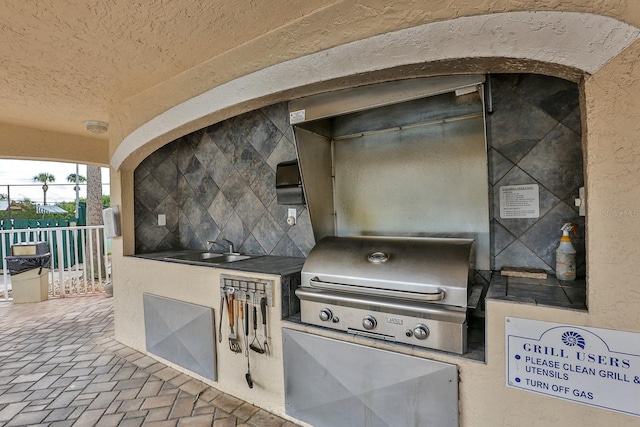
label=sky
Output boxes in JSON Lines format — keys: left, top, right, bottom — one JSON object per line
{"left": 0, "top": 159, "right": 110, "bottom": 205}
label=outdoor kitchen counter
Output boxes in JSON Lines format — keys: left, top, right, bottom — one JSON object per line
{"left": 133, "top": 250, "right": 305, "bottom": 276}
{"left": 118, "top": 252, "right": 305, "bottom": 424}
{"left": 486, "top": 272, "right": 587, "bottom": 311}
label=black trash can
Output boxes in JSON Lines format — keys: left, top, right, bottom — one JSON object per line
{"left": 6, "top": 242, "right": 51, "bottom": 303}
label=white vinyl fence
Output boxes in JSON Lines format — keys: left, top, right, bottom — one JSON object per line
{"left": 0, "top": 226, "right": 110, "bottom": 300}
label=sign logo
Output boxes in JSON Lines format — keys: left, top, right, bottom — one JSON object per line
{"left": 561, "top": 331, "right": 586, "bottom": 349}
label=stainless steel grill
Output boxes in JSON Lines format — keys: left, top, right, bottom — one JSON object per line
{"left": 296, "top": 235, "right": 475, "bottom": 354}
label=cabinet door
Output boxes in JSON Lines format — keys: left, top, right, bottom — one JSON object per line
{"left": 144, "top": 293, "right": 216, "bottom": 381}
{"left": 283, "top": 329, "right": 458, "bottom": 427}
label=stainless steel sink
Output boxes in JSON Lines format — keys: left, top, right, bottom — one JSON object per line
{"left": 164, "top": 251, "right": 256, "bottom": 266}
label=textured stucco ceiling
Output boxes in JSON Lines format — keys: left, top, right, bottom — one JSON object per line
{"left": 0, "top": 0, "right": 334, "bottom": 137}
{"left": 3, "top": 0, "right": 640, "bottom": 150}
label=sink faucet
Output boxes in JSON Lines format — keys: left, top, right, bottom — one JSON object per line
{"left": 206, "top": 238, "right": 237, "bottom": 254}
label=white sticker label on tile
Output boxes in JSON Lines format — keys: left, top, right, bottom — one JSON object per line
{"left": 289, "top": 109, "right": 306, "bottom": 124}
{"left": 506, "top": 317, "right": 640, "bottom": 418}
{"left": 500, "top": 184, "right": 539, "bottom": 218}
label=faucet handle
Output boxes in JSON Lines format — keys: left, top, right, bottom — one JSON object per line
{"left": 223, "top": 239, "right": 237, "bottom": 254}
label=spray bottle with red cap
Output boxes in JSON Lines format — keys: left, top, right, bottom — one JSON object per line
{"left": 556, "top": 223, "right": 577, "bottom": 281}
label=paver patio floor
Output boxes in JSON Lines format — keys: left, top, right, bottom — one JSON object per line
{"left": 0, "top": 296, "right": 299, "bottom": 427}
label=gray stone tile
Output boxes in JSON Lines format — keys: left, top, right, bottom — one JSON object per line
{"left": 153, "top": 193, "right": 180, "bottom": 229}
{"left": 489, "top": 85, "right": 558, "bottom": 163}
{"left": 220, "top": 170, "right": 248, "bottom": 208}
{"left": 249, "top": 163, "right": 277, "bottom": 206}
{"left": 267, "top": 134, "right": 297, "bottom": 172}
{"left": 562, "top": 106, "right": 582, "bottom": 136}
{"left": 260, "top": 102, "right": 291, "bottom": 136}
{"left": 137, "top": 173, "right": 170, "bottom": 213}
{"left": 219, "top": 212, "right": 250, "bottom": 250}
{"left": 514, "top": 74, "right": 580, "bottom": 123}
{"left": 236, "top": 189, "right": 267, "bottom": 230}
{"left": 194, "top": 216, "right": 221, "bottom": 249}
{"left": 182, "top": 157, "right": 207, "bottom": 197}
{"left": 234, "top": 143, "right": 265, "bottom": 185}
{"left": 151, "top": 155, "right": 179, "bottom": 196}
{"left": 134, "top": 163, "right": 151, "bottom": 187}
{"left": 238, "top": 109, "right": 282, "bottom": 159}
{"left": 488, "top": 148, "right": 513, "bottom": 185}
{"left": 144, "top": 143, "right": 177, "bottom": 170}
{"left": 209, "top": 148, "right": 234, "bottom": 189}
{"left": 181, "top": 197, "right": 211, "bottom": 236}
{"left": 494, "top": 240, "right": 552, "bottom": 272}
{"left": 216, "top": 122, "right": 249, "bottom": 167}
{"left": 207, "top": 192, "right": 235, "bottom": 232}
{"left": 252, "top": 212, "right": 285, "bottom": 254}
{"left": 271, "top": 234, "right": 304, "bottom": 258}
{"left": 518, "top": 123, "right": 584, "bottom": 200}
{"left": 491, "top": 220, "right": 516, "bottom": 258}
{"left": 267, "top": 198, "right": 297, "bottom": 233}
{"left": 190, "top": 131, "right": 219, "bottom": 171}
{"left": 286, "top": 209, "right": 315, "bottom": 257}
{"left": 239, "top": 234, "right": 267, "bottom": 256}
{"left": 519, "top": 201, "right": 581, "bottom": 269}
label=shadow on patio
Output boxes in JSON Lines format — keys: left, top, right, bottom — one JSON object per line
{"left": 0, "top": 296, "right": 298, "bottom": 427}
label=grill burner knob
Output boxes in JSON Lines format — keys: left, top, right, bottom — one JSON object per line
{"left": 362, "top": 316, "right": 377, "bottom": 330}
{"left": 319, "top": 308, "right": 333, "bottom": 322}
{"left": 413, "top": 324, "right": 430, "bottom": 340}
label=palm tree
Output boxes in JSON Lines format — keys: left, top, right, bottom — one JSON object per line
{"left": 32, "top": 172, "right": 55, "bottom": 205}
{"left": 86, "top": 166, "right": 105, "bottom": 277}
{"left": 67, "top": 170, "right": 86, "bottom": 220}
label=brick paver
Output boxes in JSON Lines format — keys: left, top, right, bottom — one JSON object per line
{"left": 0, "top": 296, "right": 299, "bottom": 426}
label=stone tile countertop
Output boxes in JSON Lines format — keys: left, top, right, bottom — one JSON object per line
{"left": 133, "top": 250, "right": 305, "bottom": 276}
{"left": 486, "top": 271, "right": 587, "bottom": 311}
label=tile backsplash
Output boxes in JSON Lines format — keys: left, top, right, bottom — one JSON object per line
{"left": 487, "top": 74, "right": 585, "bottom": 276}
{"left": 135, "top": 74, "right": 585, "bottom": 275}
{"left": 134, "top": 103, "right": 315, "bottom": 257}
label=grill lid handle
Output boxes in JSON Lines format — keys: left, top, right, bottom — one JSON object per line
{"left": 309, "top": 277, "right": 446, "bottom": 302}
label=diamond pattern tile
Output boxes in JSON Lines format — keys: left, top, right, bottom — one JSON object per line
{"left": 488, "top": 74, "right": 584, "bottom": 274}
{"left": 135, "top": 102, "right": 314, "bottom": 257}
{"left": 135, "top": 76, "right": 582, "bottom": 270}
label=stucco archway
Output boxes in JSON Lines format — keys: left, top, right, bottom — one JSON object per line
{"left": 112, "top": 11, "right": 639, "bottom": 171}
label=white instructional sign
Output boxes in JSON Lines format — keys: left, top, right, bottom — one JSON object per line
{"left": 289, "top": 109, "right": 306, "bottom": 124}
{"left": 500, "top": 184, "right": 539, "bottom": 218}
{"left": 506, "top": 317, "right": 640, "bottom": 418}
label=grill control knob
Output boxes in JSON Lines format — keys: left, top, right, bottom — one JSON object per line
{"left": 362, "top": 316, "right": 377, "bottom": 330}
{"left": 413, "top": 324, "right": 430, "bottom": 340}
{"left": 319, "top": 308, "right": 333, "bottom": 322}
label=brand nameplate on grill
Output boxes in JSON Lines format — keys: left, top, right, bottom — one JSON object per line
{"left": 387, "top": 317, "right": 403, "bottom": 325}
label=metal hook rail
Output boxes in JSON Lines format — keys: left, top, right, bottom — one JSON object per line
{"left": 220, "top": 274, "right": 274, "bottom": 307}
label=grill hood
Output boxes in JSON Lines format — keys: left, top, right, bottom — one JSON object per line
{"left": 301, "top": 236, "right": 474, "bottom": 308}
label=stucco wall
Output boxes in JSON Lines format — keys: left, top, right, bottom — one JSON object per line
{"left": 108, "top": 6, "right": 640, "bottom": 427}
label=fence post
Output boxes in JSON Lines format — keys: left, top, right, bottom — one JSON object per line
{"left": 55, "top": 229, "right": 65, "bottom": 297}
